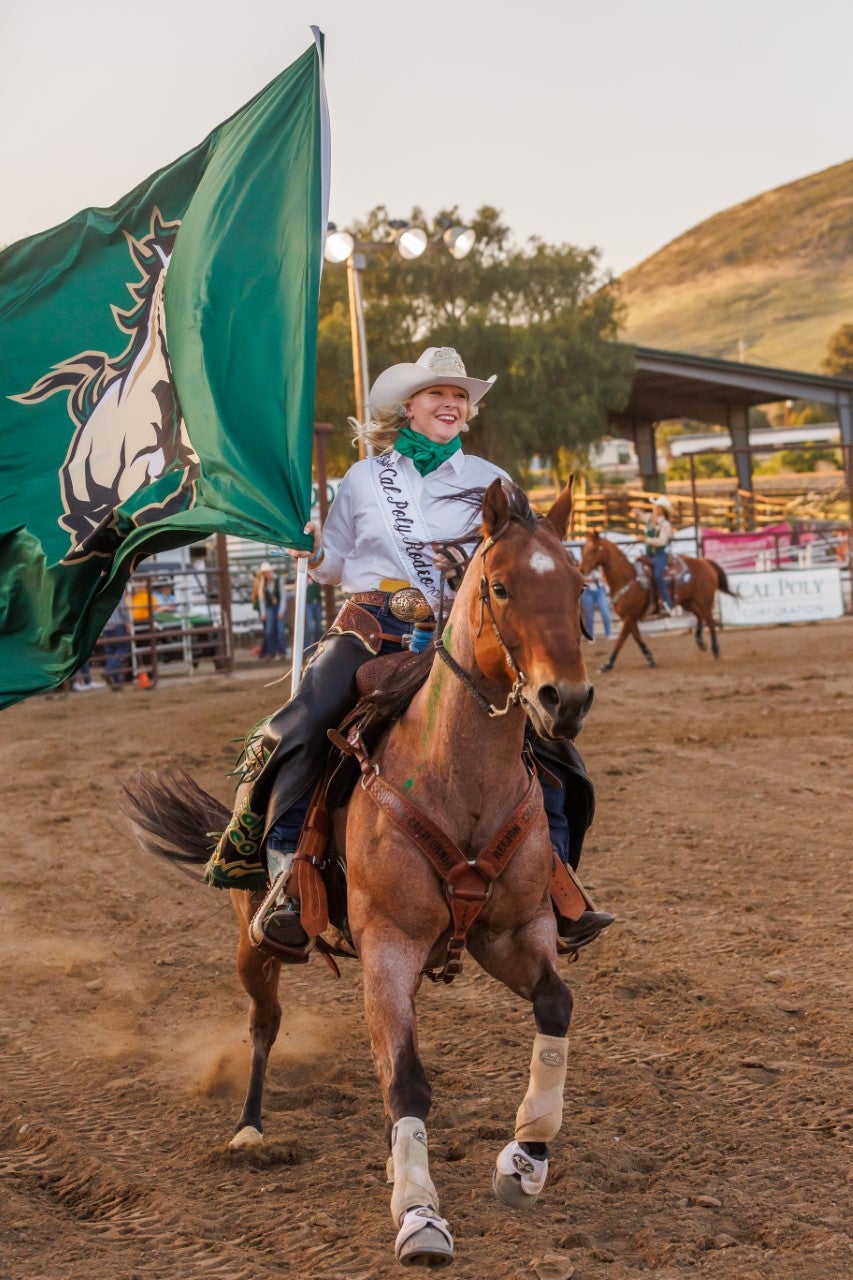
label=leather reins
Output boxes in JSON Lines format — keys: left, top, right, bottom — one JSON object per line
{"left": 434, "top": 517, "right": 527, "bottom": 719}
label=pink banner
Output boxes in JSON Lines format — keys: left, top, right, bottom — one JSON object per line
{"left": 702, "top": 525, "right": 793, "bottom": 571}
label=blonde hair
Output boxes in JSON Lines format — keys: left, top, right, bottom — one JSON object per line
{"left": 349, "top": 397, "right": 479, "bottom": 454}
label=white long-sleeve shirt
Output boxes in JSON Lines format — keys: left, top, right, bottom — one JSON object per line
{"left": 310, "top": 448, "right": 508, "bottom": 594}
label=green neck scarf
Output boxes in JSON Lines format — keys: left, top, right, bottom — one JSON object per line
{"left": 395, "top": 425, "right": 461, "bottom": 477}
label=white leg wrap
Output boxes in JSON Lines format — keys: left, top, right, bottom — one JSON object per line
{"left": 496, "top": 1140, "right": 549, "bottom": 1196}
{"left": 388, "top": 1116, "right": 439, "bottom": 1225}
{"left": 514, "top": 1032, "right": 568, "bottom": 1143}
{"left": 394, "top": 1206, "right": 454, "bottom": 1263}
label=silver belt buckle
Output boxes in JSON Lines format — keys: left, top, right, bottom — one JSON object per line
{"left": 389, "top": 588, "right": 433, "bottom": 623}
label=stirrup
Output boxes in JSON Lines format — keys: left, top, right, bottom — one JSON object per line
{"left": 249, "top": 871, "right": 314, "bottom": 963}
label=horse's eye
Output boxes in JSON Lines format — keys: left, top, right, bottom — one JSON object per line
{"left": 491, "top": 582, "right": 508, "bottom": 600}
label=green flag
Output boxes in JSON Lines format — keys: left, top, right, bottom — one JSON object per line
{"left": 0, "top": 35, "right": 328, "bottom": 708}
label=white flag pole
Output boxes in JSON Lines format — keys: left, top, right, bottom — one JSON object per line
{"left": 290, "top": 556, "right": 309, "bottom": 695}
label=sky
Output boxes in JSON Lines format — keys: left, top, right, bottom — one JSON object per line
{"left": 2, "top": 0, "right": 851, "bottom": 277}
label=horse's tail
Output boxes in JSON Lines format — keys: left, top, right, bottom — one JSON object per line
{"left": 709, "top": 560, "right": 737, "bottom": 597}
{"left": 122, "top": 768, "right": 230, "bottom": 873}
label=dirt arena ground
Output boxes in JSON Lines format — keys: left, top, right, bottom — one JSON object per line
{"left": 1, "top": 619, "right": 851, "bottom": 1280}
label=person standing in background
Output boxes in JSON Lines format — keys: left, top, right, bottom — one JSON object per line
{"left": 643, "top": 497, "right": 674, "bottom": 614}
{"left": 102, "top": 595, "right": 132, "bottom": 688}
{"left": 582, "top": 566, "right": 611, "bottom": 641}
{"left": 257, "top": 562, "right": 287, "bottom": 660}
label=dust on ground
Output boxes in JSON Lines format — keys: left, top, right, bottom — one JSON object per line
{"left": 1, "top": 620, "right": 851, "bottom": 1279}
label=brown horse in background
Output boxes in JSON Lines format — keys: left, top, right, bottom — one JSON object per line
{"left": 126, "top": 480, "right": 596, "bottom": 1268}
{"left": 580, "top": 532, "right": 735, "bottom": 672}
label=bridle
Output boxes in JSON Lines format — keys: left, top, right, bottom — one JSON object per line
{"left": 433, "top": 517, "right": 527, "bottom": 718}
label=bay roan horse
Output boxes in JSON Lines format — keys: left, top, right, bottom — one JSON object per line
{"left": 580, "top": 531, "right": 735, "bottom": 672}
{"left": 125, "top": 479, "right": 595, "bottom": 1268}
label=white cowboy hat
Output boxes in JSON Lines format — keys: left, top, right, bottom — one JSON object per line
{"left": 259, "top": 561, "right": 273, "bottom": 572}
{"left": 368, "top": 347, "right": 496, "bottom": 417}
{"left": 652, "top": 495, "right": 673, "bottom": 515}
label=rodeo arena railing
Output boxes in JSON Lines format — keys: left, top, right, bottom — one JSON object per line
{"left": 74, "top": 540, "right": 337, "bottom": 693}
{"left": 74, "top": 554, "right": 233, "bottom": 692}
{"left": 69, "top": 440, "right": 850, "bottom": 693}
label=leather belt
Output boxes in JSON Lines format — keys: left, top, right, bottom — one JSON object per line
{"left": 350, "top": 591, "right": 387, "bottom": 607}
{"left": 350, "top": 588, "right": 433, "bottom": 623}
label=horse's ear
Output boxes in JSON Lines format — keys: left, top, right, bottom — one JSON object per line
{"left": 482, "top": 478, "right": 509, "bottom": 537}
{"left": 544, "top": 476, "right": 574, "bottom": 540}
{"left": 591, "top": 530, "right": 600, "bottom": 544}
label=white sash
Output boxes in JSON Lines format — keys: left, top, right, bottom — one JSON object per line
{"left": 368, "top": 453, "right": 442, "bottom": 610}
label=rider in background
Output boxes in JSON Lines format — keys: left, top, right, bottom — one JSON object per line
{"left": 644, "top": 496, "right": 674, "bottom": 615}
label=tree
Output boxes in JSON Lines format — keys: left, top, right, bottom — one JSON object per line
{"left": 666, "top": 453, "right": 735, "bottom": 481}
{"left": 315, "top": 207, "right": 634, "bottom": 475}
{"left": 821, "top": 323, "right": 853, "bottom": 378}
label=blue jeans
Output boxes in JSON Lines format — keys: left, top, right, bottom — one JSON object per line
{"left": 651, "top": 549, "right": 672, "bottom": 608}
{"left": 261, "top": 612, "right": 287, "bottom": 658}
{"left": 103, "top": 623, "right": 131, "bottom": 686}
{"left": 305, "top": 600, "right": 324, "bottom": 647}
{"left": 582, "top": 584, "right": 611, "bottom": 639}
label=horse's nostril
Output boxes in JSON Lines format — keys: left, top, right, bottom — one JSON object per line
{"left": 582, "top": 685, "right": 595, "bottom": 716}
{"left": 540, "top": 685, "right": 560, "bottom": 711}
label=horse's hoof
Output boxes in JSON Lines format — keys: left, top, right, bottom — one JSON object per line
{"left": 599, "top": 661, "right": 613, "bottom": 674}
{"left": 395, "top": 1207, "right": 454, "bottom": 1267}
{"left": 493, "top": 1167, "right": 542, "bottom": 1210}
{"left": 645, "top": 657, "right": 657, "bottom": 668}
{"left": 493, "top": 1141, "right": 548, "bottom": 1210}
{"left": 229, "top": 1125, "right": 264, "bottom": 1149}
{"left": 696, "top": 640, "right": 707, "bottom": 652}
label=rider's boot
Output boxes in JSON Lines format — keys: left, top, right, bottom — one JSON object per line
{"left": 551, "top": 855, "right": 615, "bottom": 952}
{"left": 249, "top": 847, "right": 312, "bottom": 959}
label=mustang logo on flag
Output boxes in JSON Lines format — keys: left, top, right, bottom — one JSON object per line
{"left": 12, "top": 210, "right": 199, "bottom": 563}
{"left": 0, "top": 31, "right": 330, "bottom": 708}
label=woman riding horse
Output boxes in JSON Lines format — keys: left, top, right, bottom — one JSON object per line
{"left": 206, "top": 347, "right": 612, "bottom": 954}
{"left": 644, "top": 495, "right": 674, "bottom": 614}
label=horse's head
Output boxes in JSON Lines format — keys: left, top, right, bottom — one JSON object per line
{"left": 579, "top": 531, "right": 604, "bottom": 575}
{"left": 464, "top": 479, "right": 593, "bottom": 740}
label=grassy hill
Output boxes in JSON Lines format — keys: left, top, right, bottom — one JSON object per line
{"left": 619, "top": 160, "right": 853, "bottom": 373}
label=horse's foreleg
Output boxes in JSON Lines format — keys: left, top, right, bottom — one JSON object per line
{"left": 360, "top": 928, "right": 454, "bottom": 1266}
{"left": 693, "top": 610, "right": 707, "bottom": 651}
{"left": 600, "top": 615, "right": 632, "bottom": 673}
{"left": 629, "top": 617, "right": 656, "bottom": 668}
{"left": 229, "top": 891, "right": 282, "bottom": 1148}
{"left": 469, "top": 918, "right": 572, "bottom": 1211}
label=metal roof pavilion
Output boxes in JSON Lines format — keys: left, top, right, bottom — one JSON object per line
{"left": 608, "top": 345, "right": 853, "bottom": 493}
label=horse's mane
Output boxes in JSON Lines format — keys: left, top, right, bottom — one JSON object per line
{"left": 436, "top": 481, "right": 537, "bottom": 540}
{"left": 111, "top": 210, "right": 180, "bottom": 375}
{"left": 347, "top": 648, "right": 436, "bottom": 749}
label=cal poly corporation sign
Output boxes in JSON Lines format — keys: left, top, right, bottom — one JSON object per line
{"left": 720, "top": 567, "right": 845, "bottom": 626}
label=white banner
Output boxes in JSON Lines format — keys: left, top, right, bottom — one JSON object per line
{"left": 720, "top": 567, "right": 844, "bottom": 626}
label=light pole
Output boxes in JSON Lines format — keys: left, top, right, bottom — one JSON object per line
{"left": 324, "top": 218, "right": 477, "bottom": 458}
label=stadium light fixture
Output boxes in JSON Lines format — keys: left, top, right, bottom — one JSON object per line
{"left": 325, "top": 216, "right": 477, "bottom": 456}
